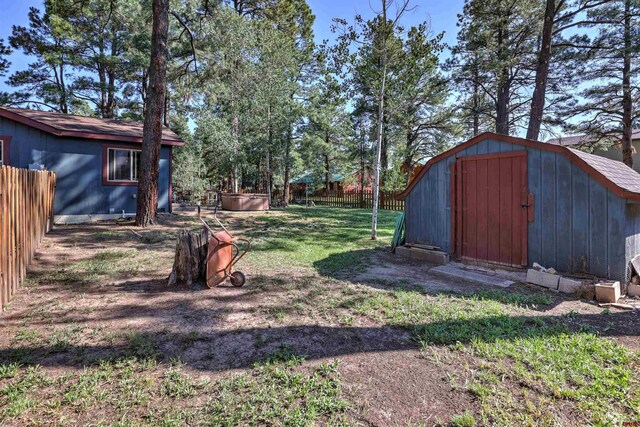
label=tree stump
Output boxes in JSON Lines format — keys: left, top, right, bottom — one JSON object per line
{"left": 167, "top": 228, "right": 209, "bottom": 287}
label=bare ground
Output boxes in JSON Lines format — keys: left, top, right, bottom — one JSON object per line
{"left": 1, "top": 208, "right": 639, "bottom": 425}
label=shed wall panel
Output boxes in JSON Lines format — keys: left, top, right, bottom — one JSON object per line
{"left": 555, "top": 155, "right": 573, "bottom": 272}
{"left": 527, "top": 147, "right": 543, "bottom": 264}
{"left": 540, "top": 151, "right": 557, "bottom": 267}
{"left": 589, "top": 176, "right": 608, "bottom": 277}
{"left": 625, "top": 204, "right": 640, "bottom": 281}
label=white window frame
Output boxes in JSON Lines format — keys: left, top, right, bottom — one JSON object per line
{"left": 107, "top": 148, "right": 141, "bottom": 182}
{"left": 0, "top": 140, "right": 4, "bottom": 166}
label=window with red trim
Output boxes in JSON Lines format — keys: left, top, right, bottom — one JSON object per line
{"left": 106, "top": 147, "right": 141, "bottom": 182}
{"left": 0, "top": 137, "right": 10, "bottom": 166}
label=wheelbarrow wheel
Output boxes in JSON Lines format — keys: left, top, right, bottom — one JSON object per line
{"left": 230, "top": 271, "right": 246, "bottom": 287}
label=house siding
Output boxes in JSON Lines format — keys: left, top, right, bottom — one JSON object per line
{"left": 0, "top": 117, "right": 171, "bottom": 216}
{"left": 405, "top": 137, "right": 630, "bottom": 281}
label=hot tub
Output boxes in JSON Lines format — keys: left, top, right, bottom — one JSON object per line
{"left": 220, "top": 193, "right": 269, "bottom": 211}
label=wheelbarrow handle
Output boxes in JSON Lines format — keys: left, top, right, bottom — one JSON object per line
{"left": 200, "top": 217, "right": 233, "bottom": 241}
{"left": 230, "top": 237, "right": 251, "bottom": 266}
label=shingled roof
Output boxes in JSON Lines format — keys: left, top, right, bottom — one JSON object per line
{"left": 397, "top": 132, "right": 640, "bottom": 202}
{"left": 547, "top": 130, "right": 640, "bottom": 146}
{"left": 0, "top": 106, "right": 184, "bottom": 146}
{"left": 568, "top": 147, "right": 640, "bottom": 194}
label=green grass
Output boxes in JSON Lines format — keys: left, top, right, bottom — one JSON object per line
{"left": 449, "top": 411, "right": 476, "bottom": 427}
{"left": 241, "top": 206, "right": 398, "bottom": 274}
{"left": 347, "top": 286, "right": 640, "bottom": 425}
{"left": 6, "top": 206, "right": 639, "bottom": 426}
{"left": 0, "top": 351, "right": 348, "bottom": 426}
{"left": 28, "top": 248, "right": 165, "bottom": 286}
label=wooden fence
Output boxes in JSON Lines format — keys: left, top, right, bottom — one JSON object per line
{"left": 0, "top": 166, "right": 56, "bottom": 308}
{"left": 288, "top": 190, "right": 404, "bottom": 211}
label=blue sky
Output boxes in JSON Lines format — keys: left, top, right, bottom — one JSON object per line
{"left": 0, "top": 0, "right": 464, "bottom": 94}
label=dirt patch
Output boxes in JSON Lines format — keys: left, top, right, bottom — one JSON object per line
{"left": 1, "top": 208, "right": 639, "bottom": 425}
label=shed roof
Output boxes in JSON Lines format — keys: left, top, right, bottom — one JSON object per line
{"left": 0, "top": 106, "right": 184, "bottom": 146}
{"left": 397, "top": 132, "right": 640, "bottom": 202}
{"left": 547, "top": 130, "right": 640, "bottom": 146}
{"left": 568, "top": 148, "right": 640, "bottom": 194}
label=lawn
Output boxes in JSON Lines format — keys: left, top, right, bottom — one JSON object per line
{"left": 0, "top": 206, "right": 638, "bottom": 426}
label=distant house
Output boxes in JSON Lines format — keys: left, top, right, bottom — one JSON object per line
{"left": 290, "top": 168, "right": 374, "bottom": 195}
{"left": 0, "top": 107, "right": 184, "bottom": 223}
{"left": 290, "top": 172, "right": 345, "bottom": 194}
{"left": 547, "top": 130, "right": 640, "bottom": 173}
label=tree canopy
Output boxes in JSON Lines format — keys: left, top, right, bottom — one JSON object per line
{"left": 1, "top": 0, "right": 637, "bottom": 203}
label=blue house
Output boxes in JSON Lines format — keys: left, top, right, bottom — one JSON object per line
{"left": 0, "top": 107, "right": 184, "bottom": 223}
{"left": 398, "top": 132, "right": 640, "bottom": 282}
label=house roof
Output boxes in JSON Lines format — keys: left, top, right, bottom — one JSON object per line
{"left": 0, "top": 106, "right": 185, "bottom": 146}
{"left": 397, "top": 132, "right": 640, "bottom": 202}
{"left": 291, "top": 172, "right": 344, "bottom": 185}
{"left": 547, "top": 130, "right": 640, "bottom": 146}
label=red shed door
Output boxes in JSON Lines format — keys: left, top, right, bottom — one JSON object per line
{"left": 455, "top": 151, "right": 528, "bottom": 267}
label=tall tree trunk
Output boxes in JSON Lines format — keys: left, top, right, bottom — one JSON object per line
{"left": 59, "top": 62, "right": 68, "bottom": 114}
{"left": 324, "top": 150, "right": 330, "bottom": 193}
{"left": 495, "top": 71, "right": 510, "bottom": 135}
{"left": 381, "top": 104, "right": 389, "bottom": 181}
{"left": 164, "top": 87, "right": 170, "bottom": 127}
{"left": 371, "top": 0, "right": 387, "bottom": 240}
{"left": 266, "top": 105, "right": 272, "bottom": 203}
{"left": 527, "top": 0, "right": 555, "bottom": 141}
{"left": 472, "top": 58, "right": 480, "bottom": 136}
{"left": 359, "top": 131, "right": 365, "bottom": 208}
{"left": 265, "top": 148, "right": 271, "bottom": 203}
{"left": 495, "top": 28, "right": 510, "bottom": 135}
{"left": 106, "top": 6, "right": 117, "bottom": 118}
{"left": 404, "top": 129, "right": 414, "bottom": 184}
{"left": 621, "top": 0, "right": 633, "bottom": 168}
{"left": 231, "top": 108, "right": 240, "bottom": 193}
{"left": 135, "top": 0, "right": 169, "bottom": 227}
{"left": 283, "top": 123, "right": 292, "bottom": 205}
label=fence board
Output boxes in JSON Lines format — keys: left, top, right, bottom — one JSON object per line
{"left": 286, "top": 189, "right": 404, "bottom": 212}
{"left": 0, "top": 166, "right": 56, "bottom": 308}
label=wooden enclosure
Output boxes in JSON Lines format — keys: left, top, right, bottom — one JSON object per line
{"left": 0, "top": 166, "right": 56, "bottom": 308}
{"left": 221, "top": 193, "right": 269, "bottom": 211}
{"left": 287, "top": 190, "right": 404, "bottom": 211}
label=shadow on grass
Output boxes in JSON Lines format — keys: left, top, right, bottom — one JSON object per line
{"left": 1, "top": 310, "right": 637, "bottom": 373}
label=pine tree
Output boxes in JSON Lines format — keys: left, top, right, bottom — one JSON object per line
{"left": 560, "top": 0, "right": 640, "bottom": 167}
{"left": 8, "top": 5, "right": 79, "bottom": 112}
{"left": 136, "top": 0, "right": 169, "bottom": 227}
{"left": 451, "top": 0, "right": 543, "bottom": 135}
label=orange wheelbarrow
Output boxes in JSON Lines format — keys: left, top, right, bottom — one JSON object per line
{"left": 200, "top": 216, "right": 250, "bottom": 288}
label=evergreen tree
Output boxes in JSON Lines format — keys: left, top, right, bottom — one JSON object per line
{"left": 451, "top": 0, "right": 543, "bottom": 135}
{"left": 8, "top": 5, "right": 80, "bottom": 112}
{"left": 560, "top": 0, "right": 640, "bottom": 167}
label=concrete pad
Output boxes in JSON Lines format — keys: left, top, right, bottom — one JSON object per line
{"left": 395, "top": 246, "right": 450, "bottom": 265}
{"left": 558, "top": 277, "right": 583, "bottom": 294}
{"left": 526, "top": 269, "right": 559, "bottom": 290}
{"left": 431, "top": 264, "right": 513, "bottom": 288}
{"left": 628, "top": 283, "right": 640, "bottom": 297}
{"left": 595, "top": 281, "right": 621, "bottom": 303}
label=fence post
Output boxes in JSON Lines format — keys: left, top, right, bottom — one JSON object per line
{"left": 0, "top": 167, "right": 56, "bottom": 307}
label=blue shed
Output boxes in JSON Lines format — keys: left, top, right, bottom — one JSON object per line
{"left": 397, "top": 132, "right": 640, "bottom": 282}
{"left": 0, "top": 107, "right": 184, "bottom": 223}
